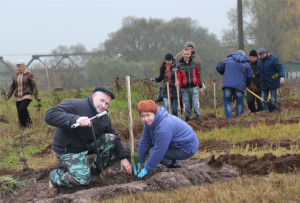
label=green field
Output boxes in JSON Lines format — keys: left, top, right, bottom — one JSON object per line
{"left": 0, "top": 81, "right": 300, "bottom": 202}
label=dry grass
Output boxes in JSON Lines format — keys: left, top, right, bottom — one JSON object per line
{"left": 104, "top": 172, "right": 300, "bottom": 203}
{"left": 199, "top": 123, "right": 300, "bottom": 143}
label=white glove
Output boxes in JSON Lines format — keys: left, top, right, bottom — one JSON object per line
{"left": 201, "top": 82, "right": 206, "bottom": 89}
{"left": 280, "top": 77, "right": 284, "bottom": 85}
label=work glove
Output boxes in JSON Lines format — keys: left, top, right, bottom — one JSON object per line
{"left": 280, "top": 77, "right": 284, "bottom": 85}
{"left": 134, "top": 163, "right": 141, "bottom": 176}
{"left": 137, "top": 168, "right": 148, "bottom": 178}
{"left": 272, "top": 73, "right": 278, "bottom": 80}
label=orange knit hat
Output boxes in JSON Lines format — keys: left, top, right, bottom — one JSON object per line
{"left": 137, "top": 100, "right": 158, "bottom": 115}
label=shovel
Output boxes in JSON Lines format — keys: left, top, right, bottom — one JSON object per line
{"left": 71, "top": 111, "right": 108, "bottom": 177}
{"left": 246, "top": 88, "right": 276, "bottom": 110}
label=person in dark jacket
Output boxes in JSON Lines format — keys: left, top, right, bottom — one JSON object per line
{"left": 176, "top": 48, "right": 202, "bottom": 121}
{"left": 151, "top": 53, "right": 178, "bottom": 116}
{"left": 247, "top": 50, "right": 262, "bottom": 113}
{"left": 134, "top": 100, "right": 199, "bottom": 178}
{"left": 216, "top": 50, "right": 253, "bottom": 118}
{"left": 6, "top": 60, "right": 41, "bottom": 128}
{"left": 256, "top": 48, "right": 285, "bottom": 112}
{"left": 44, "top": 86, "right": 132, "bottom": 197}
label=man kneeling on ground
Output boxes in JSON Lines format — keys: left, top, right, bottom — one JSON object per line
{"left": 44, "top": 86, "right": 132, "bottom": 197}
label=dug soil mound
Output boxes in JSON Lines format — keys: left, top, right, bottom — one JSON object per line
{"left": 208, "top": 153, "right": 300, "bottom": 175}
{"left": 0, "top": 114, "right": 8, "bottom": 124}
{"left": 187, "top": 113, "right": 300, "bottom": 133}
{"left": 3, "top": 149, "right": 300, "bottom": 202}
{"left": 1, "top": 158, "right": 238, "bottom": 203}
{"left": 199, "top": 138, "right": 300, "bottom": 152}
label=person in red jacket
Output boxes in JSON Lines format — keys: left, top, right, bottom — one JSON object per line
{"left": 176, "top": 48, "right": 202, "bottom": 121}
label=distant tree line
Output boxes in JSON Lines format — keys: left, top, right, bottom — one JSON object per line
{"left": 23, "top": 17, "right": 228, "bottom": 90}
{"left": 3, "top": 0, "right": 299, "bottom": 90}
{"left": 223, "top": 0, "right": 300, "bottom": 62}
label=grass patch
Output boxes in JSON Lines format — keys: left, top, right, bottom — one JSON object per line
{"left": 105, "top": 172, "right": 300, "bottom": 203}
{"left": 0, "top": 176, "right": 26, "bottom": 199}
{"left": 198, "top": 123, "right": 300, "bottom": 143}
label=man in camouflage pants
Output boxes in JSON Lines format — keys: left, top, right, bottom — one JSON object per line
{"left": 44, "top": 86, "right": 132, "bottom": 197}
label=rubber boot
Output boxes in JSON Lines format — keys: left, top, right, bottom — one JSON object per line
{"left": 247, "top": 101, "right": 256, "bottom": 113}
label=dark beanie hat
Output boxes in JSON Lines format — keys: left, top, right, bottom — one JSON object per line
{"left": 93, "top": 86, "right": 115, "bottom": 99}
{"left": 137, "top": 100, "right": 158, "bottom": 115}
{"left": 164, "top": 53, "right": 173, "bottom": 60}
{"left": 249, "top": 50, "right": 258, "bottom": 57}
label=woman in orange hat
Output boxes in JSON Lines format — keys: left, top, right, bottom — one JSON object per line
{"left": 134, "top": 100, "right": 199, "bottom": 178}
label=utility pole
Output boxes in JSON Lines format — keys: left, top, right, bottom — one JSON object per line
{"left": 237, "top": 0, "right": 244, "bottom": 50}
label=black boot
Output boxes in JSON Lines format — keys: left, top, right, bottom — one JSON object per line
{"left": 247, "top": 102, "right": 256, "bottom": 113}
{"left": 167, "top": 160, "right": 181, "bottom": 168}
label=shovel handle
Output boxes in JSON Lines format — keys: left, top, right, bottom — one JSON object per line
{"left": 246, "top": 88, "right": 266, "bottom": 103}
{"left": 71, "top": 123, "right": 81, "bottom": 128}
{"left": 71, "top": 111, "right": 108, "bottom": 128}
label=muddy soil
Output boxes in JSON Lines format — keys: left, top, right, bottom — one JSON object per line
{"left": 0, "top": 115, "right": 8, "bottom": 123}
{"left": 199, "top": 138, "right": 300, "bottom": 152}
{"left": 1, "top": 157, "right": 238, "bottom": 203}
{"left": 2, "top": 147, "right": 300, "bottom": 203}
{"left": 208, "top": 153, "right": 300, "bottom": 175}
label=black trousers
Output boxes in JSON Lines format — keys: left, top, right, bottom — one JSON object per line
{"left": 246, "top": 91, "right": 263, "bottom": 113}
{"left": 16, "top": 99, "right": 32, "bottom": 127}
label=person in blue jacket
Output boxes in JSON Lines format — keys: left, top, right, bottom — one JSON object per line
{"left": 256, "top": 48, "right": 285, "bottom": 112}
{"left": 216, "top": 50, "right": 253, "bottom": 118}
{"left": 151, "top": 53, "right": 178, "bottom": 116}
{"left": 134, "top": 100, "right": 199, "bottom": 178}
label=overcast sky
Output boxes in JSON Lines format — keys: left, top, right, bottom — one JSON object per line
{"left": 0, "top": 0, "right": 236, "bottom": 63}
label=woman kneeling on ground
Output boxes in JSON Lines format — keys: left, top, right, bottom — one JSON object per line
{"left": 134, "top": 100, "right": 199, "bottom": 178}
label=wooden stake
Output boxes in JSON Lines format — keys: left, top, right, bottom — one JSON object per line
{"left": 174, "top": 69, "right": 181, "bottom": 117}
{"left": 213, "top": 81, "right": 216, "bottom": 116}
{"left": 44, "top": 60, "right": 51, "bottom": 91}
{"left": 166, "top": 81, "right": 171, "bottom": 114}
{"left": 126, "top": 76, "right": 134, "bottom": 169}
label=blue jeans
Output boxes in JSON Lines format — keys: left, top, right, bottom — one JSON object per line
{"left": 150, "top": 147, "right": 195, "bottom": 167}
{"left": 261, "top": 89, "right": 277, "bottom": 112}
{"left": 223, "top": 87, "right": 244, "bottom": 118}
{"left": 181, "top": 87, "right": 200, "bottom": 120}
{"left": 163, "top": 97, "right": 178, "bottom": 116}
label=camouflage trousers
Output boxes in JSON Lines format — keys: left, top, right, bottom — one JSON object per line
{"left": 50, "top": 133, "right": 116, "bottom": 188}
